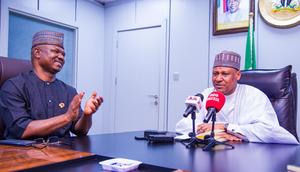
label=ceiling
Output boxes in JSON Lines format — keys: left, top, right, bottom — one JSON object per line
{"left": 93, "top": 0, "right": 116, "bottom": 5}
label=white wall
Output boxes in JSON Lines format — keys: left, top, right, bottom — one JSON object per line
{"left": 0, "top": 0, "right": 105, "bottom": 135}
{"left": 168, "top": 0, "right": 210, "bottom": 130}
{"left": 76, "top": 0, "right": 105, "bottom": 134}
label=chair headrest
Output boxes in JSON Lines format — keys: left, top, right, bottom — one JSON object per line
{"left": 0, "top": 57, "right": 32, "bottom": 86}
{"left": 238, "top": 65, "right": 292, "bottom": 99}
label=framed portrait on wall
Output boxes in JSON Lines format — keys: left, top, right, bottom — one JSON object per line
{"left": 213, "top": 0, "right": 255, "bottom": 35}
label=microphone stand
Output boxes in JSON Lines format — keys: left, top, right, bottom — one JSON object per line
{"left": 202, "top": 110, "right": 234, "bottom": 151}
{"left": 185, "top": 111, "right": 206, "bottom": 148}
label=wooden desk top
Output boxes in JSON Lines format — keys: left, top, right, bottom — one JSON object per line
{"left": 0, "top": 144, "right": 94, "bottom": 171}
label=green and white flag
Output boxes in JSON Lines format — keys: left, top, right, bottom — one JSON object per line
{"left": 244, "top": 12, "right": 256, "bottom": 70}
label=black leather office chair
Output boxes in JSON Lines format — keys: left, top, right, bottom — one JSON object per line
{"left": 0, "top": 56, "right": 32, "bottom": 139}
{"left": 238, "top": 65, "right": 298, "bottom": 140}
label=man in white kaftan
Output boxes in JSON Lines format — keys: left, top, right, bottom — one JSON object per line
{"left": 176, "top": 51, "right": 298, "bottom": 144}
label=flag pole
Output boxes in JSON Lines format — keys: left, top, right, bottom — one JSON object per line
{"left": 244, "top": 12, "right": 256, "bottom": 70}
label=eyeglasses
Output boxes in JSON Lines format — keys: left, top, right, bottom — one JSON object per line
{"left": 32, "top": 136, "right": 61, "bottom": 149}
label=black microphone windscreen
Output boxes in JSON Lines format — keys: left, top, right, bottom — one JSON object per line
{"left": 194, "top": 93, "right": 204, "bottom": 101}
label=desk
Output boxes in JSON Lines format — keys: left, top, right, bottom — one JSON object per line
{"left": 0, "top": 144, "right": 95, "bottom": 171}
{"left": 5, "top": 131, "right": 300, "bottom": 172}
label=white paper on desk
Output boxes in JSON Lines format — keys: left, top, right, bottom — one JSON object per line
{"left": 287, "top": 164, "right": 300, "bottom": 172}
{"left": 174, "top": 134, "right": 190, "bottom": 141}
{"left": 99, "top": 158, "right": 142, "bottom": 172}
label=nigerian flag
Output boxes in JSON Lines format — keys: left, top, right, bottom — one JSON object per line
{"left": 244, "top": 12, "right": 256, "bottom": 70}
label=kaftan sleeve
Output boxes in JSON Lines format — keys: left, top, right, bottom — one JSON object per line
{"left": 226, "top": 85, "right": 299, "bottom": 144}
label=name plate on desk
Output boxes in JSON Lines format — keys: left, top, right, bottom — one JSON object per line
{"left": 0, "top": 144, "right": 94, "bottom": 171}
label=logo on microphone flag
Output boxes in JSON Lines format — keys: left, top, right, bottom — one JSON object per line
{"left": 185, "top": 96, "right": 202, "bottom": 111}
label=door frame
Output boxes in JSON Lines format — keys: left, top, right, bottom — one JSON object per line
{"left": 111, "top": 20, "right": 169, "bottom": 132}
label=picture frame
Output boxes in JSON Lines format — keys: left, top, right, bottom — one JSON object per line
{"left": 213, "top": 0, "right": 255, "bottom": 35}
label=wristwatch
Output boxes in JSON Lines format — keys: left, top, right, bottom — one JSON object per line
{"left": 224, "top": 123, "right": 229, "bottom": 132}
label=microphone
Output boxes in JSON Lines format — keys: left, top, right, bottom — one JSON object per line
{"left": 183, "top": 93, "right": 204, "bottom": 117}
{"left": 203, "top": 91, "right": 225, "bottom": 123}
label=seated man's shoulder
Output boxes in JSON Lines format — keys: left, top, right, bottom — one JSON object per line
{"left": 242, "top": 84, "right": 268, "bottom": 98}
